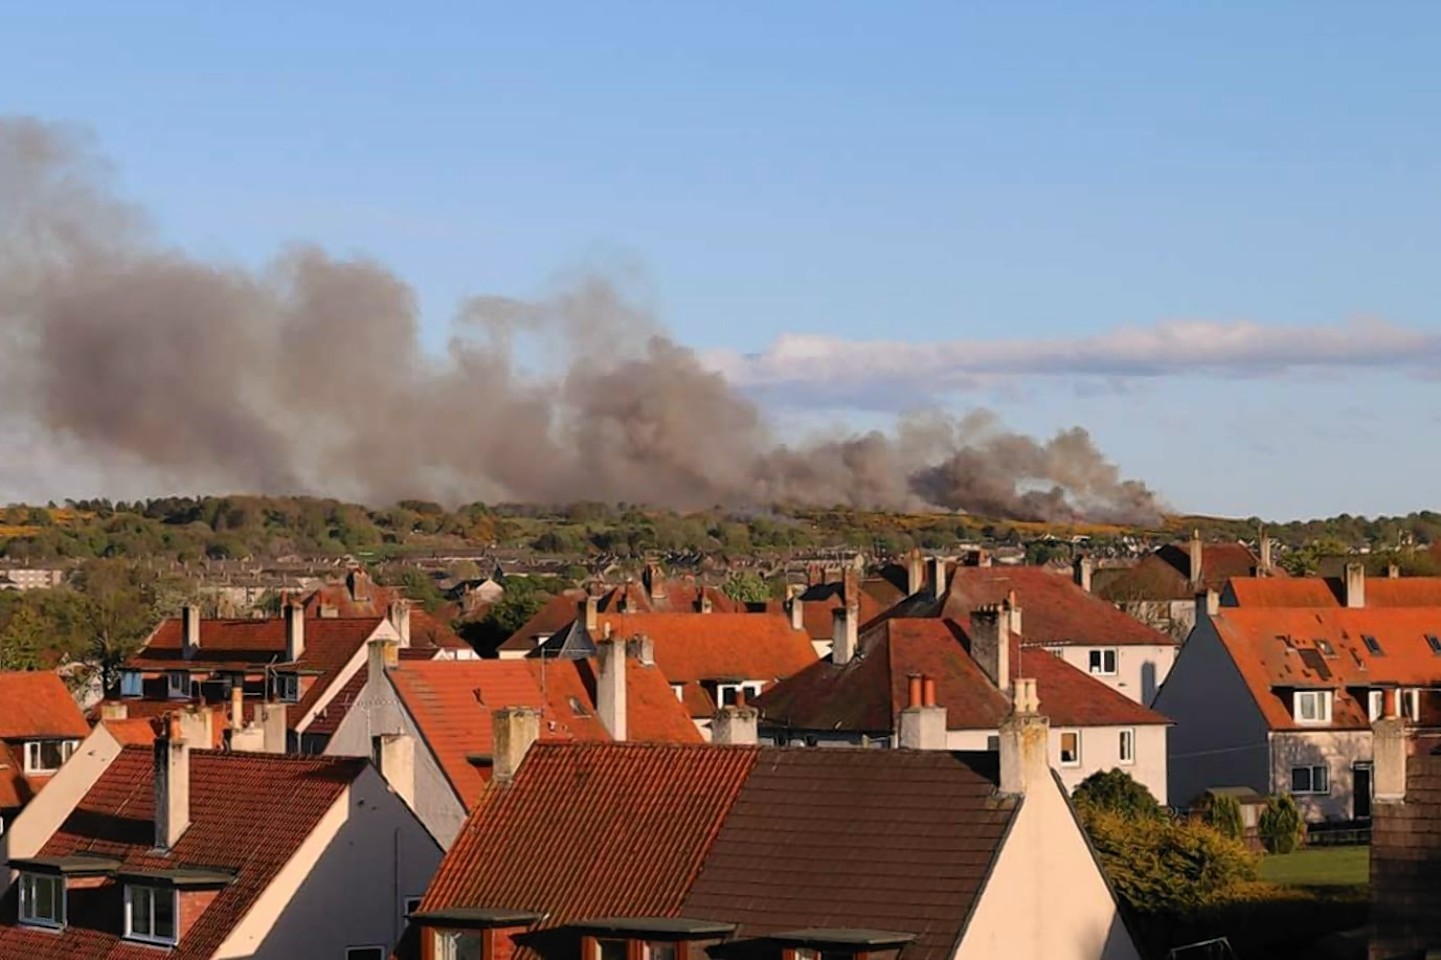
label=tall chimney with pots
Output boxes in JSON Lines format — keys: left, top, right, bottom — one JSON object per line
{"left": 182, "top": 605, "right": 202, "bottom": 660}
{"left": 968, "top": 606, "right": 1010, "bottom": 692}
{"left": 831, "top": 604, "right": 859, "bottom": 665}
{"left": 1189, "top": 531, "right": 1204, "bottom": 589}
{"left": 1344, "top": 562, "right": 1366, "bottom": 609}
{"left": 1072, "top": 557, "right": 1093, "bottom": 593}
{"left": 930, "top": 557, "right": 948, "bottom": 598}
{"left": 999, "top": 678, "right": 1050, "bottom": 796}
{"left": 154, "top": 723, "right": 191, "bottom": 850}
{"left": 284, "top": 601, "right": 305, "bottom": 662}
{"left": 907, "top": 550, "right": 925, "bottom": 597}
{"left": 492, "top": 707, "right": 540, "bottom": 784}
{"left": 712, "top": 697, "right": 759, "bottom": 745}
{"left": 898, "top": 675, "right": 947, "bottom": 750}
{"left": 387, "top": 599, "right": 411, "bottom": 648}
{"left": 596, "top": 634, "right": 628, "bottom": 741}
{"left": 1374, "top": 688, "right": 1408, "bottom": 803}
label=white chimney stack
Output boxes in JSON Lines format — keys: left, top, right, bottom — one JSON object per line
{"left": 1373, "top": 688, "right": 1408, "bottom": 804}
{"left": 1073, "top": 557, "right": 1093, "bottom": 593}
{"left": 284, "top": 601, "right": 305, "bottom": 661}
{"left": 1344, "top": 562, "right": 1366, "bottom": 609}
{"left": 930, "top": 557, "right": 948, "bottom": 598}
{"left": 831, "top": 604, "right": 859, "bottom": 665}
{"left": 907, "top": 550, "right": 925, "bottom": 597}
{"left": 582, "top": 595, "right": 599, "bottom": 632}
{"left": 182, "top": 605, "right": 202, "bottom": 659}
{"left": 999, "top": 678, "right": 1050, "bottom": 797}
{"left": 789, "top": 595, "right": 804, "bottom": 632}
{"left": 258, "top": 702, "right": 287, "bottom": 754}
{"left": 492, "top": 707, "right": 540, "bottom": 784}
{"left": 1258, "top": 534, "right": 1273, "bottom": 576}
{"left": 387, "top": 599, "right": 411, "bottom": 648}
{"left": 1189, "top": 530, "right": 1204, "bottom": 589}
{"left": 898, "top": 675, "right": 947, "bottom": 750}
{"left": 711, "top": 702, "right": 759, "bottom": 745}
{"left": 596, "top": 635, "right": 628, "bottom": 741}
{"left": 154, "top": 724, "right": 191, "bottom": 850}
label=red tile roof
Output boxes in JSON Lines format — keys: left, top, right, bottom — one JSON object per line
{"left": 419, "top": 742, "right": 758, "bottom": 931}
{"left": 1209, "top": 607, "right": 1441, "bottom": 730}
{"left": 757, "top": 618, "right": 1166, "bottom": 733}
{"left": 0, "top": 671, "right": 89, "bottom": 740}
{"left": 593, "top": 613, "right": 818, "bottom": 719}
{"left": 0, "top": 746, "right": 367, "bottom": 960}
{"left": 501, "top": 590, "right": 590, "bottom": 652}
{"left": 1226, "top": 575, "right": 1441, "bottom": 609}
{"left": 0, "top": 742, "right": 36, "bottom": 811}
{"left": 941, "top": 566, "right": 1175, "bottom": 648}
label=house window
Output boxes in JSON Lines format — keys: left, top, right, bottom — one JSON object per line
{"left": 1059, "top": 731, "right": 1081, "bottom": 766}
{"left": 167, "top": 671, "right": 191, "bottom": 699}
{"left": 18, "top": 873, "right": 64, "bottom": 928}
{"left": 1088, "top": 649, "right": 1118, "bottom": 676}
{"left": 1369, "top": 689, "right": 1385, "bottom": 722}
{"left": 1362, "top": 635, "right": 1383, "bottom": 655}
{"left": 273, "top": 673, "right": 300, "bottom": 703}
{"left": 120, "top": 670, "right": 143, "bottom": 698}
{"left": 24, "top": 739, "right": 77, "bottom": 775}
{"left": 1047, "top": 647, "right": 1065, "bottom": 658}
{"left": 595, "top": 938, "right": 629, "bottom": 960}
{"left": 1294, "top": 690, "right": 1332, "bottom": 724}
{"left": 1291, "top": 765, "right": 1330, "bottom": 795}
{"left": 347, "top": 949, "right": 385, "bottom": 960}
{"left": 1119, "top": 729, "right": 1135, "bottom": 765}
{"left": 437, "top": 930, "right": 483, "bottom": 960}
{"left": 717, "top": 681, "right": 764, "bottom": 706}
{"left": 647, "top": 943, "right": 679, "bottom": 960}
{"left": 124, "top": 885, "right": 177, "bottom": 945}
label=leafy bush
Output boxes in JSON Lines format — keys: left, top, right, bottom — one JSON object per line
{"left": 1085, "top": 810, "right": 1259, "bottom": 915}
{"left": 1258, "top": 794, "right": 1304, "bottom": 854}
{"left": 1072, "top": 768, "right": 1165, "bottom": 821}
{"left": 1208, "top": 793, "right": 1246, "bottom": 842}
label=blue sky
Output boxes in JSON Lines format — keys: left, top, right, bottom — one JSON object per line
{"left": 4, "top": 1, "right": 1440, "bottom": 519}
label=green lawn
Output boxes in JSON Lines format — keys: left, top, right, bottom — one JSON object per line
{"left": 1258, "top": 845, "right": 1370, "bottom": 887}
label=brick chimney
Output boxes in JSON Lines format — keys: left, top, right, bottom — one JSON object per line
{"left": 182, "top": 605, "right": 202, "bottom": 660}
{"left": 968, "top": 606, "right": 1010, "bottom": 692}
{"left": 1189, "top": 530, "right": 1204, "bottom": 589}
{"left": 492, "top": 707, "right": 540, "bottom": 784}
{"left": 831, "top": 603, "right": 860, "bottom": 665}
{"left": 284, "top": 600, "right": 305, "bottom": 662}
{"left": 907, "top": 550, "right": 925, "bottom": 597}
{"left": 582, "top": 595, "right": 599, "bottom": 633}
{"left": 374, "top": 733, "right": 416, "bottom": 808}
{"left": 1344, "top": 562, "right": 1366, "bottom": 609}
{"left": 387, "top": 599, "right": 411, "bottom": 648}
{"left": 999, "top": 678, "right": 1049, "bottom": 796}
{"left": 1072, "top": 556, "right": 1093, "bottom": 593}
{"left": 596, "top": 634, "right": 628, "bottom": 741}
{"left": 898, "top": 675, "right": 947, "bottom": 750}
{"left": 1374, "top": 688, "right": 1408, "bottom": 804}
{"left": 153, "top": 723, "right": 191, "bottom": 850}
{"left": 712, "top": 698, "right": 758, "bottom": 745}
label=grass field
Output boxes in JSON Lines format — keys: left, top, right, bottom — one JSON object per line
{"left": 1258, "top": 845, "right": 1370, "bottom": 887}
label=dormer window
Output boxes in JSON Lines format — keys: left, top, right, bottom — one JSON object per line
{"left": 124, "top": 884, "right": 178, "bottom": 946}
{"left": 717, "top": 681, "right": 763, "bottom": 706}
{"left": 18, "top": 873, "right": 64, "bottom": 929}
{"left": 120, "top": 670, "right": 143, "bottom": 698}
{"left": 167, "top": 671, "right": 191, "bottom": 700}
{"left": 24, "top": 739, "right": 78, "bottom": 775}
{"left": 436, "top": 930, "right": 482, "bottom": 960}
{"left": 273, "top": 673, "right": 301, "bottom": 703}
{"left": 1294, "top": 690, "right": 1332, "bottom": 724}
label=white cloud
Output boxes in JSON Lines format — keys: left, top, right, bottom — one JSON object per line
{"left": 705, "top": 317, "right": 1441, "bottom": 407}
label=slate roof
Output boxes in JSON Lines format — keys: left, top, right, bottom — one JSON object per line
{"left": 418, "top": 743, "right": 1020, "bottom": 960}
{"left": 940, "top": 567, "right": 1175, "bottom": 648}
{"left": 0, "top": 746, "right": 367, "bottom": 960}
{"left": 1370, "top": 749, "right": 1441, "bottom": 960}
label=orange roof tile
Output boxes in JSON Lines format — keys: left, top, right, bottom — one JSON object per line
{"left": 941, "top": 567, "right": 1175, "bottom": 648}
{"left": 0, "top": 671, "right": 89, "bottom": 740}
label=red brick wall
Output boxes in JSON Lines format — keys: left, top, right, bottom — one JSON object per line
{"left": 178, "top": 889, "right": 221, "bottom": 941}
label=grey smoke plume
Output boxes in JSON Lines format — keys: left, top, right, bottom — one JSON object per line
{"left": 0, "top": 117, "right": 1164, "bottom": 523}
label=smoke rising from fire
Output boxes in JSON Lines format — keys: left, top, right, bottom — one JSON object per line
{"left": 0, "top": 117, "right": 1164, "bottom": 523}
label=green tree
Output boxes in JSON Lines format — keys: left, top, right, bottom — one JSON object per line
{"left": 1258, "top": 794, "right": 1304, "bottom": 854}
{"left": 1207, "top": 793, "right": 1246, "bottom": 842}
{"left": 721, "top": 571, "right": 773, "bottom": 604}
{"left": 1072, "top": 768, "right": 1165, "bottom": 821}
{"left": 0, "top": 604, "right": 44, "bottom": 670}
{"left": 487, "top": 578, "right": 549, "bottom": 636}
{"left": 1084, "top": 810, "right": 1258, "bottom": 916}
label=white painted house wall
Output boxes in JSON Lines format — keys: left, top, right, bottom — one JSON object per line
{"left": 948, "top": 724, "right": 1168, "bottom": 803}
{"left": 1048, "top": 643, "right": 1177, "bottom": 706}
{"left": 1269, "top": 729, "right": 1373, "bottom": 822}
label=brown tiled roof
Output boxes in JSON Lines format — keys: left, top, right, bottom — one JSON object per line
{"left": 1209, "top": 607, "right": 1441, "bottom": 731}
{"left": 941, "top": 567, "right": 1175, "bottom": 648}
{"left": 599, "top": 578, "right": 745, "bottom": 615}
{"left": 419, "top": 742, "right": 758, "bottom": 933}
{"left": 1371, "top": 749, "right": 1441, "bottom": 959}
{"left": 1097, "top": 543, "right": 1281, "bottom": 602}
{"left": 681, "top": 749, "right": 1017, "bottom": 960}
{"left": 0, "top": 742, "right": 36, "bottom": 811}
{"left": 0, "top": 746, "right": 367, "bottom": 960}
{"left": 1227, "top": 575, "right": 1441, "bottom": 609}
{"left": 593, "top": 613, "right": 818, "bottom": 719}
{"left": 499, "top": 590, "right": 589, "bottom": 653}
{"left": 0, "top": 671, "right": 89, "bottom": 740}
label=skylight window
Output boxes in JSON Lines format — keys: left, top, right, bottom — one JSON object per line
{"left": 1428, "top": 635, "right": 1441, "bottom": 655}
{"left": 1363, "top": 635, "right": 1383, "bottom": 655}
{"left": 1316, "top": 639, "right": 1336, "bottom": 658}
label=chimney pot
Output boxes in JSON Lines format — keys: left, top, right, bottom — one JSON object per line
{"left": 583, "top": 596, "right": 599, "bottom": 632}
{"left": 922, "top": 676, "right": 937, "bottom": 707}
{"left": 1388, "top": 563, "right": 1401, "bottom": 579}
{"left": 907, "top": 674, "right": 923, "bottom": 709}
{"left": 898, "top": 674, "right": 947, "bottom": 750}
{"left": 1189, "top": 530, "right": 1204, "bottom": 589}
{"left": 999, "top": 678, "right": 1049, "bottom": 796}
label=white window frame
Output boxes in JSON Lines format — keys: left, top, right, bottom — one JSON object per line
{"left": 438, "top": 929, "right": 484, "bottom": 960}
{"left": 1118, "top": 728, "right": 1135, "bottom": 765}
{"left": 1368, "top": 689, "right": 1385, "bottom": 722}
{"left": 1088, "top": 648, "right": 1118, "bottom": 676}
{"left": 1294, "top": 690, "right": 1332, "bottom": 724}
{"left": 273, "top": 673, "right": 301, "bottom": 703}
{"left": 1291, "top": 764, "right": 1330, "bottom": 795}
{"left": 671, "top": 683, "right": 685, "bottom": 703}
{"left": 166, "top": 671, "right": 191, "bottom": 700}
{"left": 18, "top": 872, "right": 64, "bottom": 929}
{"left": 24, "top": 739, "right": 78, "bottom": 775}
{"left": 1058, "top": 730, "right": 1082, "bottom": 767}
{"left": 124, "top": 884, "right": 178, "bottom": 946}
{"left": 1404, "top": 688, "right": 1422, "bottom": 723}
{"left": 716, "top": 680, "right": 764, "bottom": 706}
{"left": 120, "top": 670, "right": 144, "bottom": 698}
